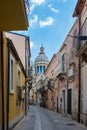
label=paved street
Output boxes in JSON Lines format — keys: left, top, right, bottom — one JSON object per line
{"left": 13, "top": 106, "right": 87, "bottom": 130}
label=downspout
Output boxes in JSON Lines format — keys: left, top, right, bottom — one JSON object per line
{"left": 78, "top": 14, "right": 81, "bottom": 123}
{"left": 0, "top": 32, "right": 5, "bottom": 130}
{"left": 25, "top": 39, "right": 27, "bottom": 115}
{"left": 6, "top": 39, "right": 10, "bottom": 130}
{"left": 25, "top": 76, "right": 27, "bottom": 115}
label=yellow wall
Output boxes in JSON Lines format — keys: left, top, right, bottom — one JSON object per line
{"left": 9, "top": 52, "right": 26, "bottom": 122}
{"left": 0, "top": 33, "right": 26, "bottom": 126}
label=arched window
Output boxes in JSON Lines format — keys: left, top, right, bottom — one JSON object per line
{"left": 37, "top": 66, "right": 39, "bottom": 73}
{"left": 40, "top": 66, "right": 42, "bottom": 73}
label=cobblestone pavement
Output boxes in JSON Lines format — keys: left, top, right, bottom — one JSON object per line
{"left": 13, "top": 106, "right": 87, "bottom": 130}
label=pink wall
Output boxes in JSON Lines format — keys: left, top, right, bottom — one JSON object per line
{"left": 6, "top": 32, "right": 26, "bottom": 68}
{"left": 45, "top": 54, "right": 57, "bottom": 110}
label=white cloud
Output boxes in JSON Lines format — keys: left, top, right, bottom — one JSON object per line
{"left": 29, "top": 15, "right": 38, "bottom": 28}
{"left": 30, "top": 41, "right": 34, "bottom": 48}
{"left": 48, "top": 4, "right": 59, "bottom": 14}
{"left": 30, "top": 4, "right": 35, "bottom": 14}
{"left": 31, "top": 0, "right": 45, "bottom": 5}
{"left": 39, "top": 17, "right": 54, "bottom": 28}
{"left": 30, "top": 0, "right": 45, "bottom": 13}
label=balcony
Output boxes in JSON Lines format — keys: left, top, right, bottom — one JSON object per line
{"left": 48, "top": 79, "right": 54, "bottom": 91}
{"left": 28, "top": 81, "right": 32, "bottom": 90}
{"left": 41, "top": 86, "right": 47, "bottom": 94}
{"left": 0, "top": 0, "right": 29, "bottom": 31}
{"left": 37, "top": 84, "right": 42, "bottom": 93}
{"left": 77, "top": 18, "right": 87, "bottom": 62}
{"left": 55, "top": 63, "right": 67, "bottom": 80}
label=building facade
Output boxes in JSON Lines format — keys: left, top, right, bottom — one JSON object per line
{"left": 0, "top": 33, "right": 26, "bottom": 130}
{"left": 0, "top": 1, "right": 29, "bottom": 130}
{"left": 56, "top": 43, "right": 67, "bottom": 115}
{"left": 6, "top": 32, "right": 31, "bottom": 115}
{"left": 31, "top": 45, "right": 49, "bottom": 106}
{"left": 73, "top": 0, "right": 87, "bottom": 125}
{"left": 44, "top": 54, "right": 57, "bottom": 110}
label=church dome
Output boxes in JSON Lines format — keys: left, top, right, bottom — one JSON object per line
{"left": 35, "top": 45, "right": 49, "bottom": 63}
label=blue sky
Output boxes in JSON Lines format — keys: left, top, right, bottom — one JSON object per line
{"left": 15, "top": 0, "right": 77, "bottom": 64}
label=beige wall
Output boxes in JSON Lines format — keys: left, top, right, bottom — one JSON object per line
{"left": 66, "top": 20, "right": 79, "bottom": 119}
{"left": 81, "top": 63, "right": 87, "bottom": 113}
{"left": 81, "top": 1, "right": 87, "bottom": 25}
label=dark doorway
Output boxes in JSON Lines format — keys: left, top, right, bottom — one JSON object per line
{"left": 67, "top": 89, "right": 72, "bottom": 115}
{"left": 56, "top": 96, "right": 58, "bottom": 112}
{"left": 62, "top": 90, "right": 65, "bottom": 113}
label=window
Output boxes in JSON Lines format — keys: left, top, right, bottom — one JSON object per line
{"left": 62, "top": 53, "right": 65, "bottom": 72}
{"left": 40, "top": 66, "right": 42, "bottom": 73}
{"left": 17, "top": 86, "right": 22, "bottom": 102}
{"left": 68, "top": 64, "right": 75, "bottom": 78}
{"left": 73, "top": 29, "right": 77, "bottom": 48}
{"left": 10, "top": 54, "right": 14, "bottom": 93}
{"left": 18, "top": 67, "right": 21, "bottom": 86}
{"left": 68, "top": 67, "right": 74, "bottom": 77}
{"left": 37, "top": 66, "right": 39, "bottom": 73}
{"left": 16, "top": 86, "right": 22, "bottom": 108}
{"left": 73, "top": 29, "right": 79, "bottom": 50}
{"left": 16, "top": 67, "right": 22, "bottom": 108}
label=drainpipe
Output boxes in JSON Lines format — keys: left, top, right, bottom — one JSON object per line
{"left": 78, "top": 58, "right": 81, "bottom": 123}
{"left": 78, "top": 14, "right": 81, "bottom": 123}
{"left": 25, "top": 78, "right": 27, "bottom": 115}
{"left": 0, "top": 32, "right": 5, "bottom": 130}
{"left": 6, "top": 39, "right": 10, "bottom": 130}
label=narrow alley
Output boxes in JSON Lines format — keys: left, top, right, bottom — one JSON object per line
{"left": 13, "top": 106, "right": 87, "bottom": 130}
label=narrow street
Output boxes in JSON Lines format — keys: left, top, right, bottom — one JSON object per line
{"left": 13, "top": 106, "right": 87, "bottom": 130}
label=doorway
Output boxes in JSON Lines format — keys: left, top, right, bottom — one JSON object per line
{"left": 62, "top": 90, "right": 65, "bottom": 113}
{"left": 67, "top": 89, "right": 72, "bottom": 115}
